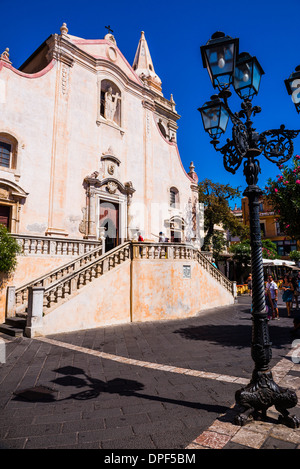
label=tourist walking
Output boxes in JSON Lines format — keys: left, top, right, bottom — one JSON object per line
{"left": 282, "top": 275, "right": 294, "bottom": 317}
{"left": 247, "top": 274, "right": 252, "bottom": 296}
{"left": 265, "top": 286, "right": 273, "bottom": 320}
{"left": 158, "top": 232, "right": 165, "bottom": 242}
{"left": 266, "top": 275, "right": 279, "bottom": 320}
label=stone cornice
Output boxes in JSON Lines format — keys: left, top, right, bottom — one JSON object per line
{"left": 45, "top": 34, "right": 180, "bottom": 117}
{"left": 46, "top": 35, "right": 147, "bottom": 96}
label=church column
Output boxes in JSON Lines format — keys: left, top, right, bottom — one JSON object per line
{"left": 46, "top": 25, "right": 74, "bottom": 237}
{"left": 87, "top": 189, "right": 97, "bottom": 239}
{"left": 188, "top": 162, "right": 203, "bottom": 249}
{"left": 125, "top": 182, "right": 136, "bottom": 240}
{"left": 142, "top": 101, "right": 155, "bottom": 239}
{"left": 83, "top": 172, "right": 99, "bottom": 240}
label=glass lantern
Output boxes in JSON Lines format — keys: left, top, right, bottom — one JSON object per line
{"left": 233, "top": 52, "right": 264, "bottom": 100}
{"left": 198, "top": 96, "right": 229, "bottom": 139}
{"left": 200, "top": 32, "right": 239, "bottom": 90}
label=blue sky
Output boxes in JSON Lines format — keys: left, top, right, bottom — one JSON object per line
{"left": 1, "top": 0, "right": 300, "bottom": 208}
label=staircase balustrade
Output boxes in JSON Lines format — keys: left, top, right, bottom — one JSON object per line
{"left": 132, "top": 242, "right": 234, "bottom": 295}
{"left": 15, "top": 242, "right": 103, "bottom": 314}
{"left": 13, "top": 241, "right": 235, "bottom": 319}
{"left": 36, "top": 242, "right": 131, "bottom": 313}
{"left": 11, "top": 234, "right": 100, "bottom": 256}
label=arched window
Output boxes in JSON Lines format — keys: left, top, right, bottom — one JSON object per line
{"left": 170, "top": 216, "right": 184, "bottom": 243}
{"left": 170, "top": 187, "right": 179, "bottom": 208}
{"left": 100, "top": 80, "right": 121, "bottom": 126}
{"left": 0, "top": 133, "right": 17, "bottom": 170}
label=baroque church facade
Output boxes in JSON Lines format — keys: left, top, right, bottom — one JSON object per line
{"left": 0, "top": 25, "right": 235, "bottom": 337}
{"left": 0, "top": 24, "right": 202, "bottom": 249}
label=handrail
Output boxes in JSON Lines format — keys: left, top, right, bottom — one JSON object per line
{"left": 42, "top": 242, "right": 131, "bottom": 311}
{"left": 15, "top": 242, "right": 103, "bottom": 313}
{"left": 45, "top": 241, "right": 131, "bottom": 294}
{"left": 16, "top": 244, "right": 103, "bottom": 293}
{"left": 11, "top": 233, "right": 101, "bottom": 256}
{"left": 14, "top": 241, "right": 234, "bottom": 316}
{"left": 132, "top": 241, "right": 234, "bottom": 294}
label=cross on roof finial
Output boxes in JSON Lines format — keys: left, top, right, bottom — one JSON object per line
{"left": 105, "top": 25, "right": 113, "bottom": 35}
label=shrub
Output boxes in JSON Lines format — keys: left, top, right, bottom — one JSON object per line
{"left": 0, "top": 225, "right": 20, "bottom": 274}
{"left": 289, "top": 250, "right": 300, "bottom": 263}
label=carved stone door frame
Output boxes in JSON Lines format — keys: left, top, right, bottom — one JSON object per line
{"left": 0, "top": 179, "right": 28, "bottom": 233}
{"left": 97, "top": 191, "right": 127, "bottom": 246}
{"left": 83, "top": 172, "right": 135, "bottom": 242}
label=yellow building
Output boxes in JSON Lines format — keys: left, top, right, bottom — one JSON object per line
{"left": 242, "top": 196, "right": 298, "bottom": 258}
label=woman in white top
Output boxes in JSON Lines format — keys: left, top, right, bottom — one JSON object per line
{"left": 266, "top": 275, "right": 279, "bottom": 320}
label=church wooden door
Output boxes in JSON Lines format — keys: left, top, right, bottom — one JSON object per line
{"left": 99, "top": 201, "right": 119, "bottom": 252}
{"left": 0, "top": 205, "right": 11, "bottom": 229}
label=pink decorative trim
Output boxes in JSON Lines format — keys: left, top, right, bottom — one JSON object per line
{"left": 152, "top": 114, "right": 194, "bottom": 183}
{"left": 71, "top": 38, "right": 142, "bottom": 85}
{"left": 72, "top": 39, "right": 107, "bottom": 45}
{"left": 0, "top": 59, "right": 56, "bottom": 78}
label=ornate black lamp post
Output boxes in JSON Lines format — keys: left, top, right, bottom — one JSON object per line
{"left": 199, "top": 32, "right": 300, "bottom": 428}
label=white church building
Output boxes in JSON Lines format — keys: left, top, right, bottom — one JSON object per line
{"left": 0, "top": 25, "right": 235, "bottom": 337}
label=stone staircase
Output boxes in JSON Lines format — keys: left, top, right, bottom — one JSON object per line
{"left": 0, "top": 317, "right": 27, "bottom": 337}
{"left": 0, "top": 241, "right": 104, "bottom": 336}
{"left": 0, "top": 241, "right": 235, "bottom": 337}
{"left": 14, "top": 242, "right": 105, "bottom": 317}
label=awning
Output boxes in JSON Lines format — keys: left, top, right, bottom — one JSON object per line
{"left": 262, "top": 258, "right": 297, "bottom": 267}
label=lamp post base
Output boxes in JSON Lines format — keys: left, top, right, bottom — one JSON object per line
{"left": 234, "top": 369, "right": 300, "bottom": 428}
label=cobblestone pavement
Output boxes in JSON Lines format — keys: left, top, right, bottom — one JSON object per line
{"left": 0, "top": 295, "right": 299, "bottom": 450}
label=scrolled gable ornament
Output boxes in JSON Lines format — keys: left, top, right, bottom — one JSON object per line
{"left": 106, "top": 181, "right": 118, "bottom": 194}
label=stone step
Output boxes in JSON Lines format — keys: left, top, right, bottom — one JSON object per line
{"left": 6, "top": 317, "right": 26, "bottom": 329}
{"left": 0, "top": 323, "right": 24, "bottom": 337}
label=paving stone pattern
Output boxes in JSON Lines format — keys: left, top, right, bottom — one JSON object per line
{"left": 0, "top": 296, "right": 299, "bottom": 449}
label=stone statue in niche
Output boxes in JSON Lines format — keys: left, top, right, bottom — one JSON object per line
{"left": 107, "top": 163, "right": 115, "bottom": 176}
{"left": 104, "top": 87, "right": 120, "bottom": 121}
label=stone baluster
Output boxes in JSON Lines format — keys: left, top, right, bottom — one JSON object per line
{"left": 78, "top": 273, "right": 85, "bottom": 288}
{"left": 42, "top": 239, "right": 49, "bottom": 254}
{"left": 154, "top": 246, "right": 160, "bottom": 259}
{"left": 23, "top": 238, "right": 29, "bottom": 255}
{"left": 56, "top": 286, "right": 63, "bottom": 303}
{"left": 90, "top": 266, "right": 96, "bottom": 280}
{"left": 36, "top": 239, "right": 42, "bottom": 255}
{"left": 96, "top": 263, "right": 102, "bottom": 277}
{"left": 43, "top": 294, "right": 49, "bottom": 309}
{"left": 166, "top": 246, "right": 172, "bottom": 259}
{"left": 148, "top": 246, "right": 154, "bottom": 259}
{"left": 141, "top": 245, "right": 147, "bottom": 259}
{"left": 160, "top": 246, "right": 166, "bottom": 258}
{"left": 28, "top": 239, "right": 34, "bottom": 254}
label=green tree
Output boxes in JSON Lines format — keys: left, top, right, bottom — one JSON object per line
{"left": 211, "top": 230, "right": 227, "bottom": 261}
{"left": 0, "top": 225, "right": 20, "bottom": 274}
{"left": 229, "top": 239, "right": 278, "bottom": 282}
{"left": 264, "top": 155, "right": 300, "bottom": 239}
{"left": 229, "top": 240, "right": 251, "bottom": 266}
{"left": 289, "top": 250, "right": 300, "bottom": 263}
{"left": 229, "top": 240, "right": 251, "bottom": 283}
{"left": 198, "top": 179, "right": 249, "bottom": 252}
